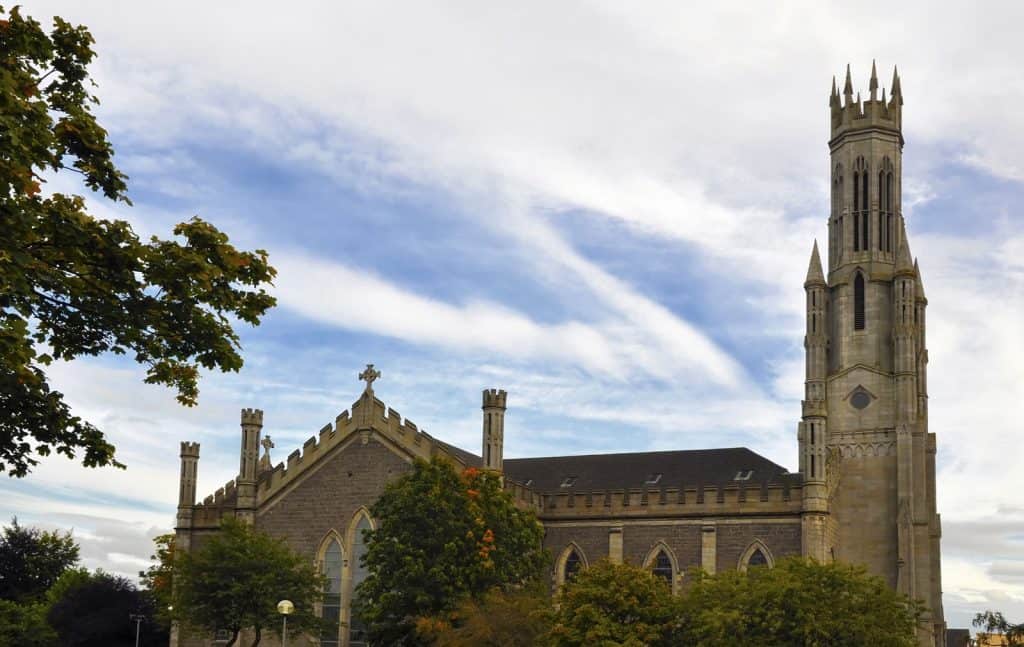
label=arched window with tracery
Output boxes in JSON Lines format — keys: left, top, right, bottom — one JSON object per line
{"left": 320, "top": 537, "right": 344, "bottom": 647}
{"left": 853, "top": 173, "right": 860, "bottom": 250}
{"left": 652, "top": 550, "right": 673, "bottom": 584}
{"left": 832, "top": 165, "right": 843, "bottom": 263}
{"left": 349, "top": 514, "right": 373, "bottom": 647}
{"left": 878, "top": 170, "right": 886, "bottom": 251}
{"left": 564, "top": 549, "right": 582, "bottom": 581}
{"left": 852, "top": 157, "right": 869, "bottom": 251}
{"left": 739, "top": 540, "right": 775, "bottom": 572}
{"left": 854, "top": 272, "right": 866, "bottom": 330}
{"left": 556, "top": 543, "right": 587, "bottom": 587}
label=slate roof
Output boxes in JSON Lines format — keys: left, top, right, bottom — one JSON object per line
{"left": 945, "top": 629, "right": 971, "bottom": 647}
{"left": 433, "top": 437, "right": 483, "bottom": 469}
{"left": 501, "top": 447, "right": 793, "bottom": 493}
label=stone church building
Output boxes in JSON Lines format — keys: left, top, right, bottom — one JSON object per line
{"left": 172, "top": 65, "right": 945, "bottom": 646}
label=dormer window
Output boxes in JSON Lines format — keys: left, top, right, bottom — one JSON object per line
{"left": 560, "top": 476, "right": 577, "bottom": 488}
{"left": 644, "top": 473, "right": 663, "bottom": 485}
{"left": 734, "top": 470, "right": 754, "bottom": 481}
{"left": 524, "top": 479, "right": 534, "bottom": 487}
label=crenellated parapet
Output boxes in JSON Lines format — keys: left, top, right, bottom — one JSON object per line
{"left": 240, "top": 408, "right": 264, "bottom": 427}
{"left": 521, "top": 478, "right": 803, "bottom": 520}
{"left": 482, "top": 388, "right": 508, "bottom": 410}
{"left": 249, "top": 392, "right": 474, "bottom": 505}
{"left": 830, "top": 61, "right": 903, "bottom": 145}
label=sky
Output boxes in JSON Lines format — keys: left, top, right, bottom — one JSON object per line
{"left": 3, "top": 0, "right": 1024, "bottom": 631}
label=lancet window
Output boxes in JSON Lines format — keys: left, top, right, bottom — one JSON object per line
{"left": 651, "top": 549, "right": 673, "bottom": 586}
{"left": 349, "top": 515, "right": 373, "bottom": 647}
{"left": 854, "top": 272, "right": 866, "bottom": 330}
{"left": 852, "top": 157, "right": 869, "bottom": 251}
{"left": 320, "top": 538, "right": 344, "bottom": 647}
{"left": 564, "top": 549, "right": 582, "bottom": 581}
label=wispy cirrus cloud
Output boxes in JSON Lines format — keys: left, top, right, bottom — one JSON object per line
{"left": 4, "top": 2, "right": 1023, "bottom": 632}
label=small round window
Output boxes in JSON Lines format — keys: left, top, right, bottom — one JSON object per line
{"left": 850, "top": 391, "right": 871, "bottom": 410}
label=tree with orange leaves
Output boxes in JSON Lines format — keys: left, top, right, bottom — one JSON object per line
{"left": 354, "top": 457, "right": 546, "bottom": 646}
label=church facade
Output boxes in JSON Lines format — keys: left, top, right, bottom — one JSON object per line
{"left": 172, "top": 65, "right": 945, "bottom": 647}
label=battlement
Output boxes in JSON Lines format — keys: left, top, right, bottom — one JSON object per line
{"left": 830, "top": 62, "right": 903, "bottom": 143}
{"left": 241, "top": 408, "right": 264, "bottom": 427}
{"left": 253, "top": 393, "right": 472, "bottom": 503}
{"left": 199, "top": 478, "right": 237, "bottom": 507}
{"left": 180, "top": 441, "right": 200, "bottom": 458}
{"left": 482, "top": 388, "right": 508, "bottom": 410}
{"left": 519, "top": 478, "right": 803, "bottom": 519}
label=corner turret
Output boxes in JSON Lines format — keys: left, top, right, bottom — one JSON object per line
{"left": 800, "top": 240, "right": 830, "bottom": 561}
{"left": 236, "top": 408, "right": 263, "bottom": 523}
{"left": 482, "top": 389, "right": 507, "bottom": 472}
{"left": 177, "top": 441, "right": 200, "bottom": 526}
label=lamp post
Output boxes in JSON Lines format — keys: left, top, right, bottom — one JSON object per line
{"left": 277, "top": 600, "right": 294, "bottom": 647}
{"left": 129, "top": 613, "right": 145, "bottom": 647}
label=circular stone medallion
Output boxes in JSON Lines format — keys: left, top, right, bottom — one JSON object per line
{"left": 850, "top": 390, "right": 871, "bottom": 410}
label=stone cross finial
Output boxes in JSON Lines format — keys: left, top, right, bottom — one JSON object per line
{"left": 258, "top": 435, "right": 274, "bottom": 471}
{"left": 359, "top": 364, "right": 381, "bottom": 392}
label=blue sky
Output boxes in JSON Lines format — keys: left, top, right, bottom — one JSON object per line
{"left": 4, "top": 1, "right": 1024, "bottom": 631}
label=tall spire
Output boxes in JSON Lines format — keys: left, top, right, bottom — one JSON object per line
{"left": 805, "top": 240, "right": 826, "bottom": 287}
{"left": 895, "top": 228, "right": 914, "bottom": 276}
{"left": 891, "top": 65, "right": 903, "bottom": 105}
{"left": 843, "top": 63, "right": 854, "bottom": 102}
{"left": 869, "top": 59, "right": 878, "bottom": 100}
{"left": 914, "top": 259, "right": 926, "bottom": 300}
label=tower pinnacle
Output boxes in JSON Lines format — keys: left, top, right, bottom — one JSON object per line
{"left": 805, "top": 240, "right": 826, "bottom": 287}
{"left": 843, "top": 63, "right": 854, "bottom": 100}
{"left": 895, "top": 234, "right": 914, "bottom": 276}
{"left": 891, "top": 66, "right": 903, "bottom": 105}
{"left": 914, "top": 259, "right": 926, "bottom": 300}
{"left": 869, "top": 59, "right": 878, "bottom": 100}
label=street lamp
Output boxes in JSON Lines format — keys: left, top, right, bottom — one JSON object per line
{"left": 129, "top": 613, "right": 145, "bottom": 647}
{"left": 277, "top": 600, "right": 294, "bottom": 647}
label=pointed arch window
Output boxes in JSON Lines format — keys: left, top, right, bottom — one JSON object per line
{"left": 878, "top": 170, "right": 885, "bottom": 251}
{"left": 652, "top": 550, "right": 673, "bottom": 585}
{"left": 853, "top": 174, "right": 860, "bottom": 250}
{"left": 564, "top": 549, "right": 582, "bottom": 582}
{"left": 854, "top": 273, "right": 866, "bottom": 330}
{"left": 320, "top": 538, "right": 343, "bottom": 647}
{"left": 886, "top": 172, "right": 894, "bottom": 252}
{"left": 861, "top": 170, "right": 869, "bottom": 246}
{"left": 739, "top": 540, "right": 775, "bottom": 571}
{"left": 349, "top": 515, "right": 373, "bottom": 647}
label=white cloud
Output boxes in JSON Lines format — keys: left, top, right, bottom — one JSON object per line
{"left": 273, "top": 244, "right": 744, "bottom": 386}
{"left": 14, "top": 0, "right": 1024, "bottom": 628}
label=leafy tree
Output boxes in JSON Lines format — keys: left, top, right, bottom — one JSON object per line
{"left": 0, "top": 598, "right": 56, "bottom": 646}
{"left": 46, "top": 569, "right": 166, "bottom": 647}
{"left": 138, "top": 533, "right": 175, "bottom": 628}
{"left": 172, "top": 518, "right": 326, "bottom": 647}
{"left": 675, "top": 557, "right": 923, "bottom": 646}
{"left": 354, "top": 459, "right": 547, "bottom": 646}
{"left": 974, "top": 611, "right": 1024, "bottom": 645}
{"left": 0, "top": 517, "right": 79, "bottom": 602}
{"left": 547, "top": 559, "right": 679, "bottom": 647}
{"left": 0, "top": 5, "right": 276, "bottom": 477}
{"left": 416, "top": 583, "right": 553, "bottom": 647}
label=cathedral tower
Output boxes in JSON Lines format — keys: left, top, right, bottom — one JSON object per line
{"left": 801, "top": 63, "right": 944, "bottom": 645}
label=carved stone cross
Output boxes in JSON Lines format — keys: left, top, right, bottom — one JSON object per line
{"left": 259, "top": 435, "right": 274, "bottom": 470}
{"left": 359, "top": 364, "right": 381, "bottom": 392}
